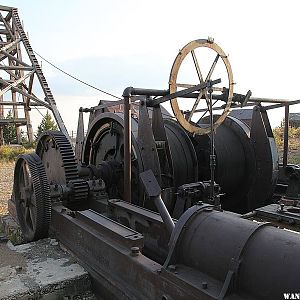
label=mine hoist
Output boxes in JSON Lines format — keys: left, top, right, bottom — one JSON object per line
{"left": 12, "top": 38, "right": 300, "bottom": 300}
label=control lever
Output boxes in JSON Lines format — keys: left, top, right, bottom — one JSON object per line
{"left": 241, "top": 90, "right": 252, "bottom": 107}
{"left": 140, "top": 170, "right": 175, "bottom": 234}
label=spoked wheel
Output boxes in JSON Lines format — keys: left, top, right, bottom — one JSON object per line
{"left": 14, "top": 153, "right": 51, "bottom": 242}
{"left": 169, "top": 38, "right": 234, "bottom": 135}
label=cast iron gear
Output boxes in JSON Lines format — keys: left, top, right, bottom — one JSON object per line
{"left": 36, "top": 130, "right": 78, "bottom": 183}
{"left": 36, "top": 130, "right": 87, "bottom": 207}
{"left": 67, "top": 179, "right": 89, "bottom": 209}
{"left": 14, "top": 153, "right": 51, "bottom": 242}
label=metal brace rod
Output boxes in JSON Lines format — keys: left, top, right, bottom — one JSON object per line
{"left": 207, "top": 81, "right": 217, "bottom": 206}
{"left": 148, "top": 78, "right": 221, "bottom": 107}
{"left": 122, "top": 87, "right": 132, "bottom": 203}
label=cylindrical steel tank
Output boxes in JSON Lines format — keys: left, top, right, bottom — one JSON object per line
{"left": 174, "top": 206, "right": 300, "bottom": 299}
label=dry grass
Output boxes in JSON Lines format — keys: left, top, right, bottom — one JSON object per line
{"left": 0, "top": 145, "right": 33, "bottom": 161}
{"left": 0, "top": 160, "right": 14, "bottom": 216}
{"left": 273, "top": 126, "right": 300, "bottom": 164}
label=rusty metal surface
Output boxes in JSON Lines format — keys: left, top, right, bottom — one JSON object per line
{"left": 172, "top": 205, "right": 300, "bottom": 299}
{"left": 137, "top": 100, "right": 162, "bottom": 186}
{"left": 249, "top": 107, "right": 279, "bottom": 209}
{"left": 50, "top": 205, "right": 214, "bottom": 300}
{"left": 254, "top": 204, "right": 300, "bottom": 227}
{"left": 9, "top": 33, "right": 300, "bottom": 300}
{"left": 13, "top": 153, "right": 51, "bottom": 241}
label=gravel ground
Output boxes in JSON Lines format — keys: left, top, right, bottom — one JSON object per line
{"left": 0, "top": 161, "right": 14, "bottom": 215}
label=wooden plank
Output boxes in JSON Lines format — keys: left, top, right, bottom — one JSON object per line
{"left": 0, "top": 118, "right": 27, "bottom": 125}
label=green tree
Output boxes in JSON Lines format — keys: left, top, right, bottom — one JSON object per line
{"left": 3, "top": 110, "right": 17, "bottom": 144}
{"left": 36, "top": 110, "right": 58, "bottom": 139}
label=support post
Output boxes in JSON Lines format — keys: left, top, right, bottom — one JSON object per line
{"left": 123, "top": 87, "right": 133, "bottom": 203}
{"left": 0, "top": 94, "right": 3, "bottom": 145}
{"left": 17, "top": 42, "right": 33, "bottom": 143}
{"left": 283, "top": 105, "right": 289, "bottom": 167}
{"left": 208, "top": 81, "right": 219, "bottom": 207}
{"left": 75, "top": 109, "right": 85, "bottom": 163}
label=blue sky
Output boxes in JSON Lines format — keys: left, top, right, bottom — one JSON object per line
{"left": 2, "top": 0, "right": 300, "bottom": 131}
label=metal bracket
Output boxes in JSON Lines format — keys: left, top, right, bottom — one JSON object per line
{"left": 218, "top": 222, "right": 270, "bottom": 299}
{"left": 163, "top": 203, "right": 212, "bottom": 268}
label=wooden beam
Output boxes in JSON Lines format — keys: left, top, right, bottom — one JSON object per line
{"left": 0, "top": 5, "right": 14, "bottom": 12}
{"left": 0, "top": 38, "right": 21, "bottom": 52}
{"left": 5, "top": 11, "right": 12, "bottom": 22}
{"left": 0, "top": 65, "right": 33, "bottom": 70}
{"left": 0, "top": 118, "right": 27, "bottom": 125}
{"left": 0, "top": 13, "right": 13, "bottom": 38}
{"left": 0, "top": 70, "right": 35, "bottom": 96}
{"left": 1, "top": 49, "right": 31, "bottom": 67}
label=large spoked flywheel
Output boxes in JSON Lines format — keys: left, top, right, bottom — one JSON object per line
{"left": 169, "top": 38, "right": 234, "bottom": 135}
{"left": 14, "top": 153, "right": 51, "bottom": 242}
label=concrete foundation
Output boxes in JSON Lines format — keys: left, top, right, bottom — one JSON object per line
{"left": 0, "top": 215, "right": 96, "bottom": 300}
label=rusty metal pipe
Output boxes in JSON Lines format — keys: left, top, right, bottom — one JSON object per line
{"left": 122, "top": 87, "right": 133, "bottom": 203}
{"left": 249, "top": 96, "right": 292, "bottom": 104}
{"left": 264, "top": 99, "right": 300, "bottom": 110}
{"left": 129, "top": 88, "right": 168, "bottom": 97}
{"left": 153, "top": 195, "right": 175, "bottom": 234}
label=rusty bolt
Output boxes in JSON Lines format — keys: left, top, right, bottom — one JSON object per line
{"left": 131, "top": 246, "right": 140, "bottom": 257}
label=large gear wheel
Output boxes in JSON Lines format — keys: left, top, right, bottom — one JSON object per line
{"left": 36, "top": 131, "right": 78, "bottom": 184}
{"left": 36, "top": 131, "right": 88, "bottom": 208}
{"left": 14, "top": 153, "right": 51, "bottom": 242}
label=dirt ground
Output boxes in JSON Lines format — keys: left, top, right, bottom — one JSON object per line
{"left": 0, "top": 161, "right": 14, "bottom": 215}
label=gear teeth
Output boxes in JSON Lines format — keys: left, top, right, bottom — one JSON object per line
{"left": 36, "top": 131, "right": 88, "bottom": 207}
{"left": 14, "top": 153, "right": 51, "bottom": 242}
{"left": 36, "top": 130, "right": 79, "bottom": 184}
{"left": 68, "top": 179, "right": 89, "bottom": 205}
